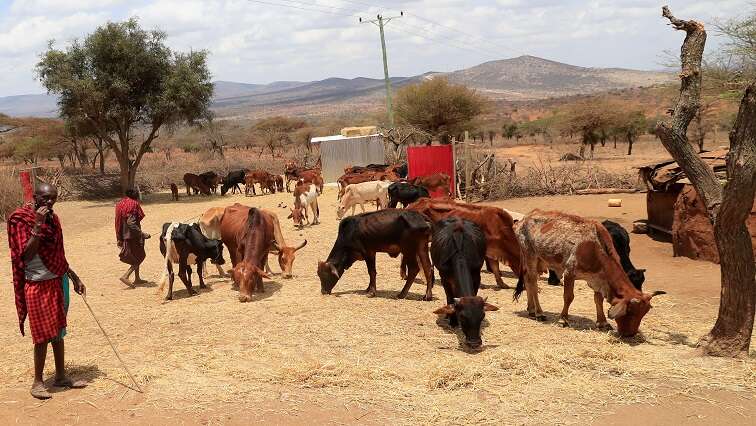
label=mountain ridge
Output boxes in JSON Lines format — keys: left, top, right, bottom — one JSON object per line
{"left": 0, "top": 55, "right": 674, "bottom": 118}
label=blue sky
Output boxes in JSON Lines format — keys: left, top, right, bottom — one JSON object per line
{"left": 0, "top": 0, "right": 750, "bottom": 96}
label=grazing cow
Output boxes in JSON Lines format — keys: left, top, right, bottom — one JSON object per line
{"left": 514, "top": 210, "right": 665, "bottom": 336}
{"left": 548, "top": 220, "right": 646, "bottom": 289}
{"left": 388, "top": 181, "right": 430, "bottom": 208}
{"left": 317, "top": 209, "right": 434, "bottom": 300}
{"left": 289, "top": 181, "right": 320, "bottom": 227}
{"left": 158, "top": 222, "right": 225, "bottom": 300}
{"left": 407, "top": 198, "right": 525, "bottom": 290}
{"left": 199, "top": 171, "right": 220, "bottom": 194}
{"left": 244, "top": 170, "right": 275, "bottom": 196}
{"left": 411, "top": 173, "right": 451, "bottom": 196}
{"left": 337, "top": 181, "right": 391, "bottom": 219}
{"left": 431, "top": 218, "right": 498, "bottom": 349}
{"left": 220, "top": 169, "right": 248, "bottom": 195}
{"left": 183, "top": 173, "right": 211, "bottom": 196}
{"left": 201, "top": 205, "right": 306, "bottom": 279}
{"left": 274, "top": 175, "right": 284, "bottom": 193}
{"left": 297, "top": 171, "right": 324, "bottom": 194}
{"left": 343, "top": 164, "right": 389, "bottom": 174}
{"left": 219, "top": 205, "right": 275, "bottom": 302}
{"left": 170, "top": 183, "right": 179, "bottom": 201}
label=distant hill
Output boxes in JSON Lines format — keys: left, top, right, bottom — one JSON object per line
{"left": 444, "top": 55, "right": 674, "bottom": 100}
{"left": 0, "top": 55, "right": 673, "bottom": 118}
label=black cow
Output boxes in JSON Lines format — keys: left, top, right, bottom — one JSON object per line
{"left": 388, "top": 181, "right": 430, "bottom": 208}
{"left": 317, "top": 209, "right": 435, "bottom": 300}
{"left": 393, "top": 162, "right": 408, "bottom": 179}
{"left": 159, "top": 222, "right": 226, "bottom": 300}
{"left": 221, "top": 169, "right": 248, "bottom": 195}
{"left": 547, "top": 220, "right": 646, "bottom": 289}
{"left": 431, "top": 218, "right": 497, "bottom": 350}
{"left": 199, "top": 171, "right": 220, "bottom": 194}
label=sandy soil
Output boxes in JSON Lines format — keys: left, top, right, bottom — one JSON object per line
{"left": 0, "top": 188, "right": 753, "bottom": 425}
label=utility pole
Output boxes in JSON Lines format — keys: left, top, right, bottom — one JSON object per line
{"left": 360, "top": 12, "right": 402, "bottom": 129}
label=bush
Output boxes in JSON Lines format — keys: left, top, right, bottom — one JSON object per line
{"left": 484, "top": 158, "right": 638, "bottom": 200}
{"left": 0, "top": 168, "right": 24, "bottom": 221}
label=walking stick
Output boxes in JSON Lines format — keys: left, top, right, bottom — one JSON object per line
{"left": 79, "top": 294, "right": 143, "bottom": 393}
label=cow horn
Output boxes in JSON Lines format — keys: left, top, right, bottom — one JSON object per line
{"left": 453, "top": 297, "right": 461, "bottom": 305}
{"left": 651, "top": 290, "right": 666, "bottom": 298}
{"left": 630, "top": 298, "right": 641, "bottom": 304}
{"left": 294, "top": 240, "right": 308, "bottom": 251}
{"left": 638, "top": 268, "right": 647, "bottom": 273}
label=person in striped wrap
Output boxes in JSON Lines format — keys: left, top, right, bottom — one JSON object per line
{"left": 7, "top": 183, "right": 87, "bottom": 399}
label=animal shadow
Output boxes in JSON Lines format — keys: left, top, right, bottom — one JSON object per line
{"left": 514, "top": 310, "right": 598, "bottom": 331}
{"left": 232, "top": 280, "right": 283, "bottom": 302}
{"left": 435, "top": 317, "right": 491, "bottom": 354}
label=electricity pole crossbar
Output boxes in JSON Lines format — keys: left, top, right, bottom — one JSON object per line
{"left": 360, "top": 12, "right": 402, "bottom": 129}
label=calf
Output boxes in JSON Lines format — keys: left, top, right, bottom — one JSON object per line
{"left": 183, "top": 173, "right": 211, "bottom": 196}
{"left": 407, "top": 198, "right": 525, "bottom": 290}
{"left": 515, "top": 210, "right": 665, "bottom": 336}
{"left": 411, "top": 173, "right": 451, "bottom": 196}
{"left": 548, "top": 220, "right": 646, "bottom": 289}
{"left": 289, "top": 181, "right": 320, "bottom": 227}
{"left": 388, "top": 181, "right": 430, "bottom": 208}
{"left": 285, "top": 166, "right": 322, "bottom": 192}
{"left": 202, "top": 205, "right": 307, "bottom": 279}
{"left": 317, "top": 209, "right": 434, "bottom": 300}
{"left": 432, "top": 218, "right": 498, "bottom": 349}
{"left": 220, "top": 169, "right": 248, "bottom": 195}
{"left": 337, "top": 181, "right": 391, "bottom": 219}
{"left": 170, "top": 183, "right": 179, "bottom": 201}
{"left": 158, "top": 222, "right": 225, "bottom": 300}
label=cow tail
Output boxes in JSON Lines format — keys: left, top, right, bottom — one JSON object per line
{"left": 512, "top": 221, "right": 529, "bottom": 302}
{"left": 157, "top": 223, "right": 177, "bottom": 295}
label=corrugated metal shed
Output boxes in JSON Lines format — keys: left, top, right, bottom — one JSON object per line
{"left": 313, "top": 134, "right": 386, "bottom": 183}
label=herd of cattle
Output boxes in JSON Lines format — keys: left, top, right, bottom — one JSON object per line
{"left": 159, "top": 160, "right": 664, "bottom": 350}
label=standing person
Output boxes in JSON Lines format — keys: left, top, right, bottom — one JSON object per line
{"left": 115, "top": 189, "right": 150, "bottom": 286}
{"left": 7, "top": 183, "right": 87, "bottom": 399}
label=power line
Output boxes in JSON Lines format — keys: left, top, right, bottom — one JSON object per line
{"left": 246, "top": 0, "right": 358, "bottom": 18}
{"left": 277, "top": 0, "right": 364, "bottom": 15}
{"left": 390, "top": 21, "right": 502, "bottom": 59}
{"left": 394, "top": 20, "right": 504, "bottom": 58}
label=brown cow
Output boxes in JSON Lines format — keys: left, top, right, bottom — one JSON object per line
{"left": 219, "top": 204, "right": 274, "bottom": 301}
{"left": 206, "top": 205, "right": 306, "bottom": 281}
{"left": 337, "top": 170, "right": 398, "bottom": 200}
{"left": 183, "top": 173, "right": 211, "bottom": 196}
{"left": 407, "top": 198, "right": 525, "bottom": 289}
{"left": 284, "top": 165, "right": 322, "bottom": 192}
{"left": 170, "top": 183, "right": 179, "bottom": 201}
{"left": 515, "top": 210, "right": 665, "bottom": 336}
{"left": 289, "top": 180, "right": 320, "bottom": 227}
{"left": 244, "top": 170, "right": 275, "bottom": 196}
{"left": 412, "top": 173, "right": 451, "bottom": 196}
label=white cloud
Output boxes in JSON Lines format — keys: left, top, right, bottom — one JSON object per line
{"left": 0, "top": 0, "right": 751, "bottom": 96}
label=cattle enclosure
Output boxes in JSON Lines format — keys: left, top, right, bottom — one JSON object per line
{"left": 0, "top": 188, "right": 753, "bottom": 425}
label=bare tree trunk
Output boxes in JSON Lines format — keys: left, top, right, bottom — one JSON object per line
{"left": 657, "top": 7, "right": 755, "bottom": 357}
{"left": 626, "top": 135, "right": 634, "bottom": 155}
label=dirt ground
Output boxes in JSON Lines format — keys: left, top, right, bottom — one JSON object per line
{"left": 0, "top": 187, "right": 754, "bottom": 425}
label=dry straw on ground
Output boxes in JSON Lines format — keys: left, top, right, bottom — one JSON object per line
{"left": 0, "top": 189, "right": 753, "bottom": 424}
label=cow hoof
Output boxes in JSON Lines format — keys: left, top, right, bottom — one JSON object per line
{"left": 164, "top": 295, "right": 172, "bottom": 301}
{"left": 396, "top": 291, "right": 408, "bottom": 299}
{"left": 596, "top": 322, "right": 613, "bottom": 331}
{"left": 238, "top": 295, "right": 252, "bottom": 303}
{"left": 366, "top": 291, "right": 377, "bottom": 298}
{"left": 423, "top": 293, "right": 433, "bottom": 302}
{"left": 557, "top": 318, "right": 570, "bottom": 328}
{"left": 199, "top": 284, "right": 207, "bottom": 289}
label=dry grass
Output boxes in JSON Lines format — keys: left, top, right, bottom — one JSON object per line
{"left": 0, "top": 166, "right": 23, "bottom": 221}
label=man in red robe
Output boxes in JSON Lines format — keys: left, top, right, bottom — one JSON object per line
{"left": 7, "top": 183, "right": 87, "bottom": 399}
{"left": 115, "top": 188, "right": 150, "bottom": 286}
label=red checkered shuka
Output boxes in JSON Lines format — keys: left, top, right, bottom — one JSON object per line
{"left": 114, "top": 197, "right": 145, "bottom": 241}
{"left": 25, "top": 278, "right": 67, "bottom": 343}
{"left": 7, "top": 205, "right": 69, "bottom": 341}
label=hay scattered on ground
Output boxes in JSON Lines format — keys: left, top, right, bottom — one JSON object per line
{"left": 0, "top": 189, "right": 753, "bottom": 425}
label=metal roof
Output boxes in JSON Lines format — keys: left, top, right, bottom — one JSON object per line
{"left": 310, "top": 133, "right": 382, "bottom": 144}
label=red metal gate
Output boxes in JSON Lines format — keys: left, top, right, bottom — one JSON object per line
{"left": 407, "top": 145, "right": 454, "bottom": 198}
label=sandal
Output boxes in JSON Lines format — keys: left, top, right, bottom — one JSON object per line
{"left": 53, "top": 377, "right": 87, "bottom": 389}
{"left": 31, "top": 383, "right": 52, "bottom": 399}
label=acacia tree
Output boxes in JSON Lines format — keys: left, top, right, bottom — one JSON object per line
{"left": 561, "top": 100, "right": 613, "bottom": 158}
{"left": 656, "top": 7, "right": 755, "bottom": 357}
{"left": 613, "top": 110, "right": 647, "bottom": 155}
{"left": 36, "top": 18, "right": 213, "bottom": 191}
{"left": 394, "top": 77, "right": 486, "bottom": 144}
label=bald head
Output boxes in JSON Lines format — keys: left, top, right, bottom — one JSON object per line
{"left": 33, "top": 183, "right": 58, "bottom": 211}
